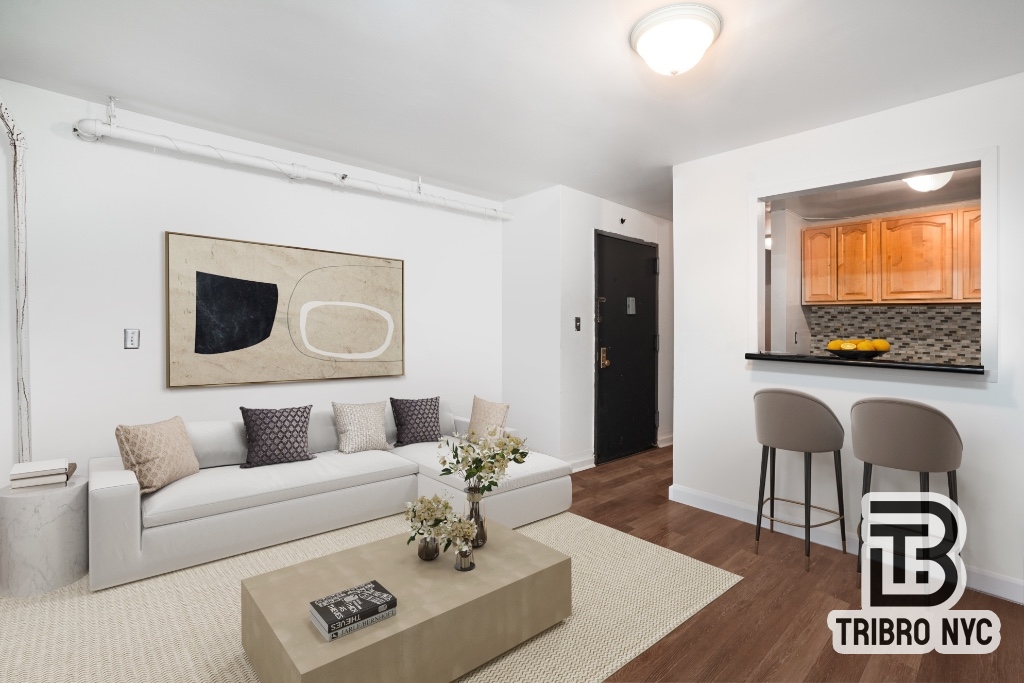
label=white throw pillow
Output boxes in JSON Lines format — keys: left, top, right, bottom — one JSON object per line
{"left": 332, "top": 401, "right": 391, "bottom": 453}
{"left": 467, "top": 395, "right": 509, "bottom": 439}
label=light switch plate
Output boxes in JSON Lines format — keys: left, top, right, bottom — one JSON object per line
{"left": 124, "top": 329, "right": 140, "bottom": 349}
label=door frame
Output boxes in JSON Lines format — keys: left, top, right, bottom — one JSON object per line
{"left": 593, "top": 229, "right": 660, "bottom": 464}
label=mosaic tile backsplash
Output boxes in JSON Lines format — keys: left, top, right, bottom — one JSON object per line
{"left": 805, "top": 304, "right": 981, "bottom": 365}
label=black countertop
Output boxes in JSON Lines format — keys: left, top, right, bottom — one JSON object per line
{"left": 744, "top": 353, "right": 985, "bottom": 375}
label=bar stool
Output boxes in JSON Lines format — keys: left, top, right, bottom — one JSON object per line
{"left": 851, "top": 398, "right": 962, "bottom": 573}
{"left": 753, "top": 389, "right": 847, "bottom": 571}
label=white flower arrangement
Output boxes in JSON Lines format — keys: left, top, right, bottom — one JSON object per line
{"left": 444, "top": 517, "right": 480, "bottom": 554}
{"left": 438, "top": 427, "right": 529, "bottom": 492}
{"left": 404, "top": 494, "right": 479, "bottom": 553}
{"left": 404, "top": 495, "right": 454, "bottom": 545}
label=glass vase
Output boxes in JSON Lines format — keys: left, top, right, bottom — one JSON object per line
{"left": 466, "top": 486, "right": 487, "bottom": 548}
{"left": 454, "top": 546, "right": 475, "bottom": 572}
{"left": 417, "top": 536, "right": 439, "bottom": 561}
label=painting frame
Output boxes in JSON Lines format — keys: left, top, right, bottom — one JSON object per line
{"left": 165, "top": 231, "right": 405, "bottom": 388}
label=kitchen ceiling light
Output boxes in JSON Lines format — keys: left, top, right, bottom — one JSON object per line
{"left": 902, "top": 171, "right": 954, "bottom": 192}
{"left": 630, "top": 4, "right": 722, "bottom": 76}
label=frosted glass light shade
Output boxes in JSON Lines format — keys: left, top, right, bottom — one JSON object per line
{"left": 902, "top": 172, "right": 954, "bottom": 192}
{"left": 630, "top": 5, "right": 722, "bottom": 76}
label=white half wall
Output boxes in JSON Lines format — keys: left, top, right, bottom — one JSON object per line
{"left": 672, "top": 72, "right": 1024, "bottom": 603}
{"left": 0, "top": 79, "right": 504, "bottom": 486}
{"left": 504, "top": 185, "right": 673, "bottom": 470}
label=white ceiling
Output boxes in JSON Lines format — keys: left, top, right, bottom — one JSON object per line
{"left": 2, "top": 1, "right": 1024, "bottom": 219}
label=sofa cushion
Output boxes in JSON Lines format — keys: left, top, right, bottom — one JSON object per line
{"left": 467, "top": 395, "right": 509, "bottom": 439}
{"left": 333, "top": 401, "right": 390, "bottom": 453}
{"left": 240, "top": 405, "right": 314, "bottom": 468}
{"left": 115, "top": 416, "right": 201, "bottom": 494}
{"left": 390, "top": 397, "right": 442, "bottom": 446}
{"left": 141, "top": 450, "right": 416, "bottom": 528}
{"left": 393, "top": 441, "right": 572, "bottom": 496}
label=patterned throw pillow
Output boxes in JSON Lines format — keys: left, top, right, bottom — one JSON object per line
{"left": 390, "top": 397, "right": 442, "bottom": 447}
{"left": 332, "top": 401, "right": 391, "bottom": 453}
{"left": 467, "top": 395, "right": 509, "bottom": 439}
{"left": 115, "top": 416, "right": 201, "bottom": 494}
{"left": 239, "top": 405, "right": 314, "bottom": 468}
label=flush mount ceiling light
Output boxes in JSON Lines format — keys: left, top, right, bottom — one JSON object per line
{"left": 902, "top": 171, "right": 954, "bottom": 192}
{"left": 630, "top": 4, "right": 722, "bottom": 76}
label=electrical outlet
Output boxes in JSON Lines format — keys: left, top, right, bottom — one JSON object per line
{"left": 124, "top": 329, "right": 140, "bottom": 349}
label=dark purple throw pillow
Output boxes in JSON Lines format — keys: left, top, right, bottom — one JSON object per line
{"left": 390, "top": 397, "right": 442, "bottom": 447}
{"left": 239, "top": 405, "right": 314, "bottom": 468}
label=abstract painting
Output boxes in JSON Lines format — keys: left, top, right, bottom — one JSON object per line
{"left": 166, "top": 232, "right": 404, "bottom": 387}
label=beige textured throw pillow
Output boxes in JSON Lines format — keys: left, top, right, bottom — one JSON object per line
{"left": 115, "top": 416, "right": 200, "bottom": 494}
{"left": 332, "top": 401, "right": 391, "bottom": 453}
{"left": 467, "top": 395, "right": 509, "bottom": 439}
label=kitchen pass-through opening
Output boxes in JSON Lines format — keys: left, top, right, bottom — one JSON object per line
{"left": 759, "top": 161, "right": 981, "bottom": 367}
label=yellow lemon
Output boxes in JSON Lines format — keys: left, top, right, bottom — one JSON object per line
{"left": 840, "top": 342, "right": 858, "bottom": 351}
{"left": 872, "top": 339, "right": 890, "bottom": 352}
{"left": 827, "top": 339, "right": 843, "bottom": 351}
{"left": 857, "top": 340, "right": 875, "bottom": 351}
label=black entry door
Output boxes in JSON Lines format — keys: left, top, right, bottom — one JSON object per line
{"left": 595, "top": 232, "right": 658, "bottom": 464}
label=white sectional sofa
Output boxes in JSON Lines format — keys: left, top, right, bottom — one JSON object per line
{"left": 88, "top": 401, "right": 572, "bottom": 590}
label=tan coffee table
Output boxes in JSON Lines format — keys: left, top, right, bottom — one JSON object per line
{"left": 241, "top": 521, "right": 571, "bottom": 683}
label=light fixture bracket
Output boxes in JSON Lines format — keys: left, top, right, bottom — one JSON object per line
{"left": 629, "top": 4, "right": 723, "bottom": 53}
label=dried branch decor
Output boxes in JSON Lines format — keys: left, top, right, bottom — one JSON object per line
{"left": 1, "top": 91, "right": 32, "bottom": 463}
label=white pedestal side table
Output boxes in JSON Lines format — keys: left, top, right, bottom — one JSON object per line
{"left": 0, "top": 474, "right": 88, "bottom": 596}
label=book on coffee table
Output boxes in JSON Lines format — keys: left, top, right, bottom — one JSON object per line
{"left": 309, "top": 580, "right": 397, "bottom": 641}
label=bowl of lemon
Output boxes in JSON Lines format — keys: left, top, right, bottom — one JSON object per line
{"left": 825, "top": 338, "right": 891, "bottom": 360}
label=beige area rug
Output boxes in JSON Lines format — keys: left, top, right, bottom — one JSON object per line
{"left": 0, "top": 513, "right": 740, "bottom": 683}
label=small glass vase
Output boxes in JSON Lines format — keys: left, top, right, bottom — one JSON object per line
{"left": 417, "top": 536, "right": 439, "bottom": 561}
{"left": 466, "top": 486, "right": 487, "bottom": 548}
{"left": 454, "top": 546, "right": 475, "bottom": 572}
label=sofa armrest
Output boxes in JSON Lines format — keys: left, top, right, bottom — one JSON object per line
{"left": 452, "top": 416, "right": 517, "bottom": 438}
{"left": 88, "top": 457, "right": 143, "bottom": 590}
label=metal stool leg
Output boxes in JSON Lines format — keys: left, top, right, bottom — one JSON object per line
{"left": 769, "top": 448, "right": 776, "bottom": 532}
{"left": 920, "top": 472, "right": 929, "bottom": 493}
{"left": 804, "top": 452, "right": 812, "bottom": 572}
{"left": 755, "top": 445, "right": 768, "bottom": 554}
{"left": 833, "top": 450, "right": 847, "bottom": 554}
{"left": 947, "top": 470, "right": 958, "bottom": 505}
{"left": 858, "top": 463, "right": 872, "bottom": 574}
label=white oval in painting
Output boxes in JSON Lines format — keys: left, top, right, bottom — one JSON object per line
{"left": 299, "top": 302, "right": 394, "bottom": 360}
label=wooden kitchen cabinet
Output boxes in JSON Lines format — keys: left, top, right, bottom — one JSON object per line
{"left": 802, "top": 226, "right": 836, "bottom": 302}
{"left": 836, "top": 221, "right": 876, "bottom": 302}
{"left": 961, "top": 208, "right": 981, "bottom": 300}
{"left": 801, "top": 207, "right": 979, "bottom": 305}
{"left": 879, "top": 211, "right": 954, "bottom": 301}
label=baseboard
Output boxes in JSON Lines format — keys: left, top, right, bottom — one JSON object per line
{"left": 563, "top": 451, "right": 595, "bottom": 472}
{"left": 668, "top": 483, "right": 1024, "bottom": 605}
{"left": 657, "top": 433, "right": 673, "bottom": 448}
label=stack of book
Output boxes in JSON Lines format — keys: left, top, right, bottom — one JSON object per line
{"left": 309, "top": 580, "right": 397, "bottom": 641}
{"left": 9, "top": 458, "right": 77, "bottom": 490}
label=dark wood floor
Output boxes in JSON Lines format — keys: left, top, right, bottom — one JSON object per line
{"left": 569, "top": 447, "right": 1023, "bottom": 682}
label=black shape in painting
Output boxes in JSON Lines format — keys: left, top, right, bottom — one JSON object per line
{"left": 194, "top": 272, "right": 278, "bottom": 354}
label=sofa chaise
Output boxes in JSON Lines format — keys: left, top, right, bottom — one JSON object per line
{"left": 88, "top": 401, "right": 572, "bottom": 590}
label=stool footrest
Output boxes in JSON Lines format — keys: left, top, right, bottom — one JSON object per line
{"left": 760, "top": 496, "right": 843, "bottom": 529}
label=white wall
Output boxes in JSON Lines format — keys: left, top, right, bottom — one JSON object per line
{"left": 671, "top": 72, "right": 1024, "bottom": 602}
{"left": 0, "top": 79, "right": 504, "bottom": 486}
{"left": 769, "top": 209, "right": 810, "bottom": 354}
{"left": 504, "top": 185, "right": 673, "bottom": 469}
{"left": 502, "top": 186, "right": 562, "bottom": 455}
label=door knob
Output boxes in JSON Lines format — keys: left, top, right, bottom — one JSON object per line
{"left": 600, "top": 347, "right": 611, "bottom": 369}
